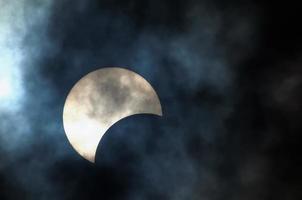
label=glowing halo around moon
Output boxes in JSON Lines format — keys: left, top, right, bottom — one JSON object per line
{"left": 63, "top": 67, "right": 162, "bottom": 163}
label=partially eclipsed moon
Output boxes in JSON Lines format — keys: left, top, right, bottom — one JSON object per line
{"left": 63, "top": 67, "right": 162, "bottom": 163}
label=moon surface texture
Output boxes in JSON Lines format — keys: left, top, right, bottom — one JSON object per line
{"left": 63, "top": 67, "right": 162, "bottom": 163}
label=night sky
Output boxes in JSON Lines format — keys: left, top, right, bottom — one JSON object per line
{"left": 0, "top": 0, "right": 301, "bottom": 199}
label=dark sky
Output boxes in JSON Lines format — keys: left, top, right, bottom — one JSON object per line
{"left": 0, "top": 0, "right": 301, "bottom": 199}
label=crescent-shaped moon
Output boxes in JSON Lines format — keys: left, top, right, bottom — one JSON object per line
{"left": 63, "top": 67, "right": 162, "bottom": 163}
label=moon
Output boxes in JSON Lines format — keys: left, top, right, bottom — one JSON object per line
{"left": 63, "top": 67, "right": 162, "bottom": 163}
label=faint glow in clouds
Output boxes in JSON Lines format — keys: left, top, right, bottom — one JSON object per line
{"left": 0, "top": 54, "right": 24, "bottom": 101}
{"left": 0, "top": 1, "right": 52, "bottom": 152}
{"left": 0, "top": 0, "right": 26, "bottom": 111}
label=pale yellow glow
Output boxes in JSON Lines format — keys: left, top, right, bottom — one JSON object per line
{"left": 63, "top": 67, "right": 162, "bottom": 163}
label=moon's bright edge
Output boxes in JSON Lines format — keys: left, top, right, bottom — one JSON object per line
{"left": 63, "top": 67, "right": 162, "bottom": 163}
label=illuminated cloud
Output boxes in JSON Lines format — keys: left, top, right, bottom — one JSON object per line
{"left": 0, "top": 1, "right": 25, "bottom": 111}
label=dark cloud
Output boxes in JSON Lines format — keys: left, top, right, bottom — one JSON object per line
{"left": 1, "top": 0, "right": 301, "bottom": 199}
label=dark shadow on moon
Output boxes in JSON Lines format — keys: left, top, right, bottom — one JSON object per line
{"left": 95, "top": 113, "right": 164, "bottom": 165}
{"left": 94, "top": 114, "right": 167, "bottom": 198}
